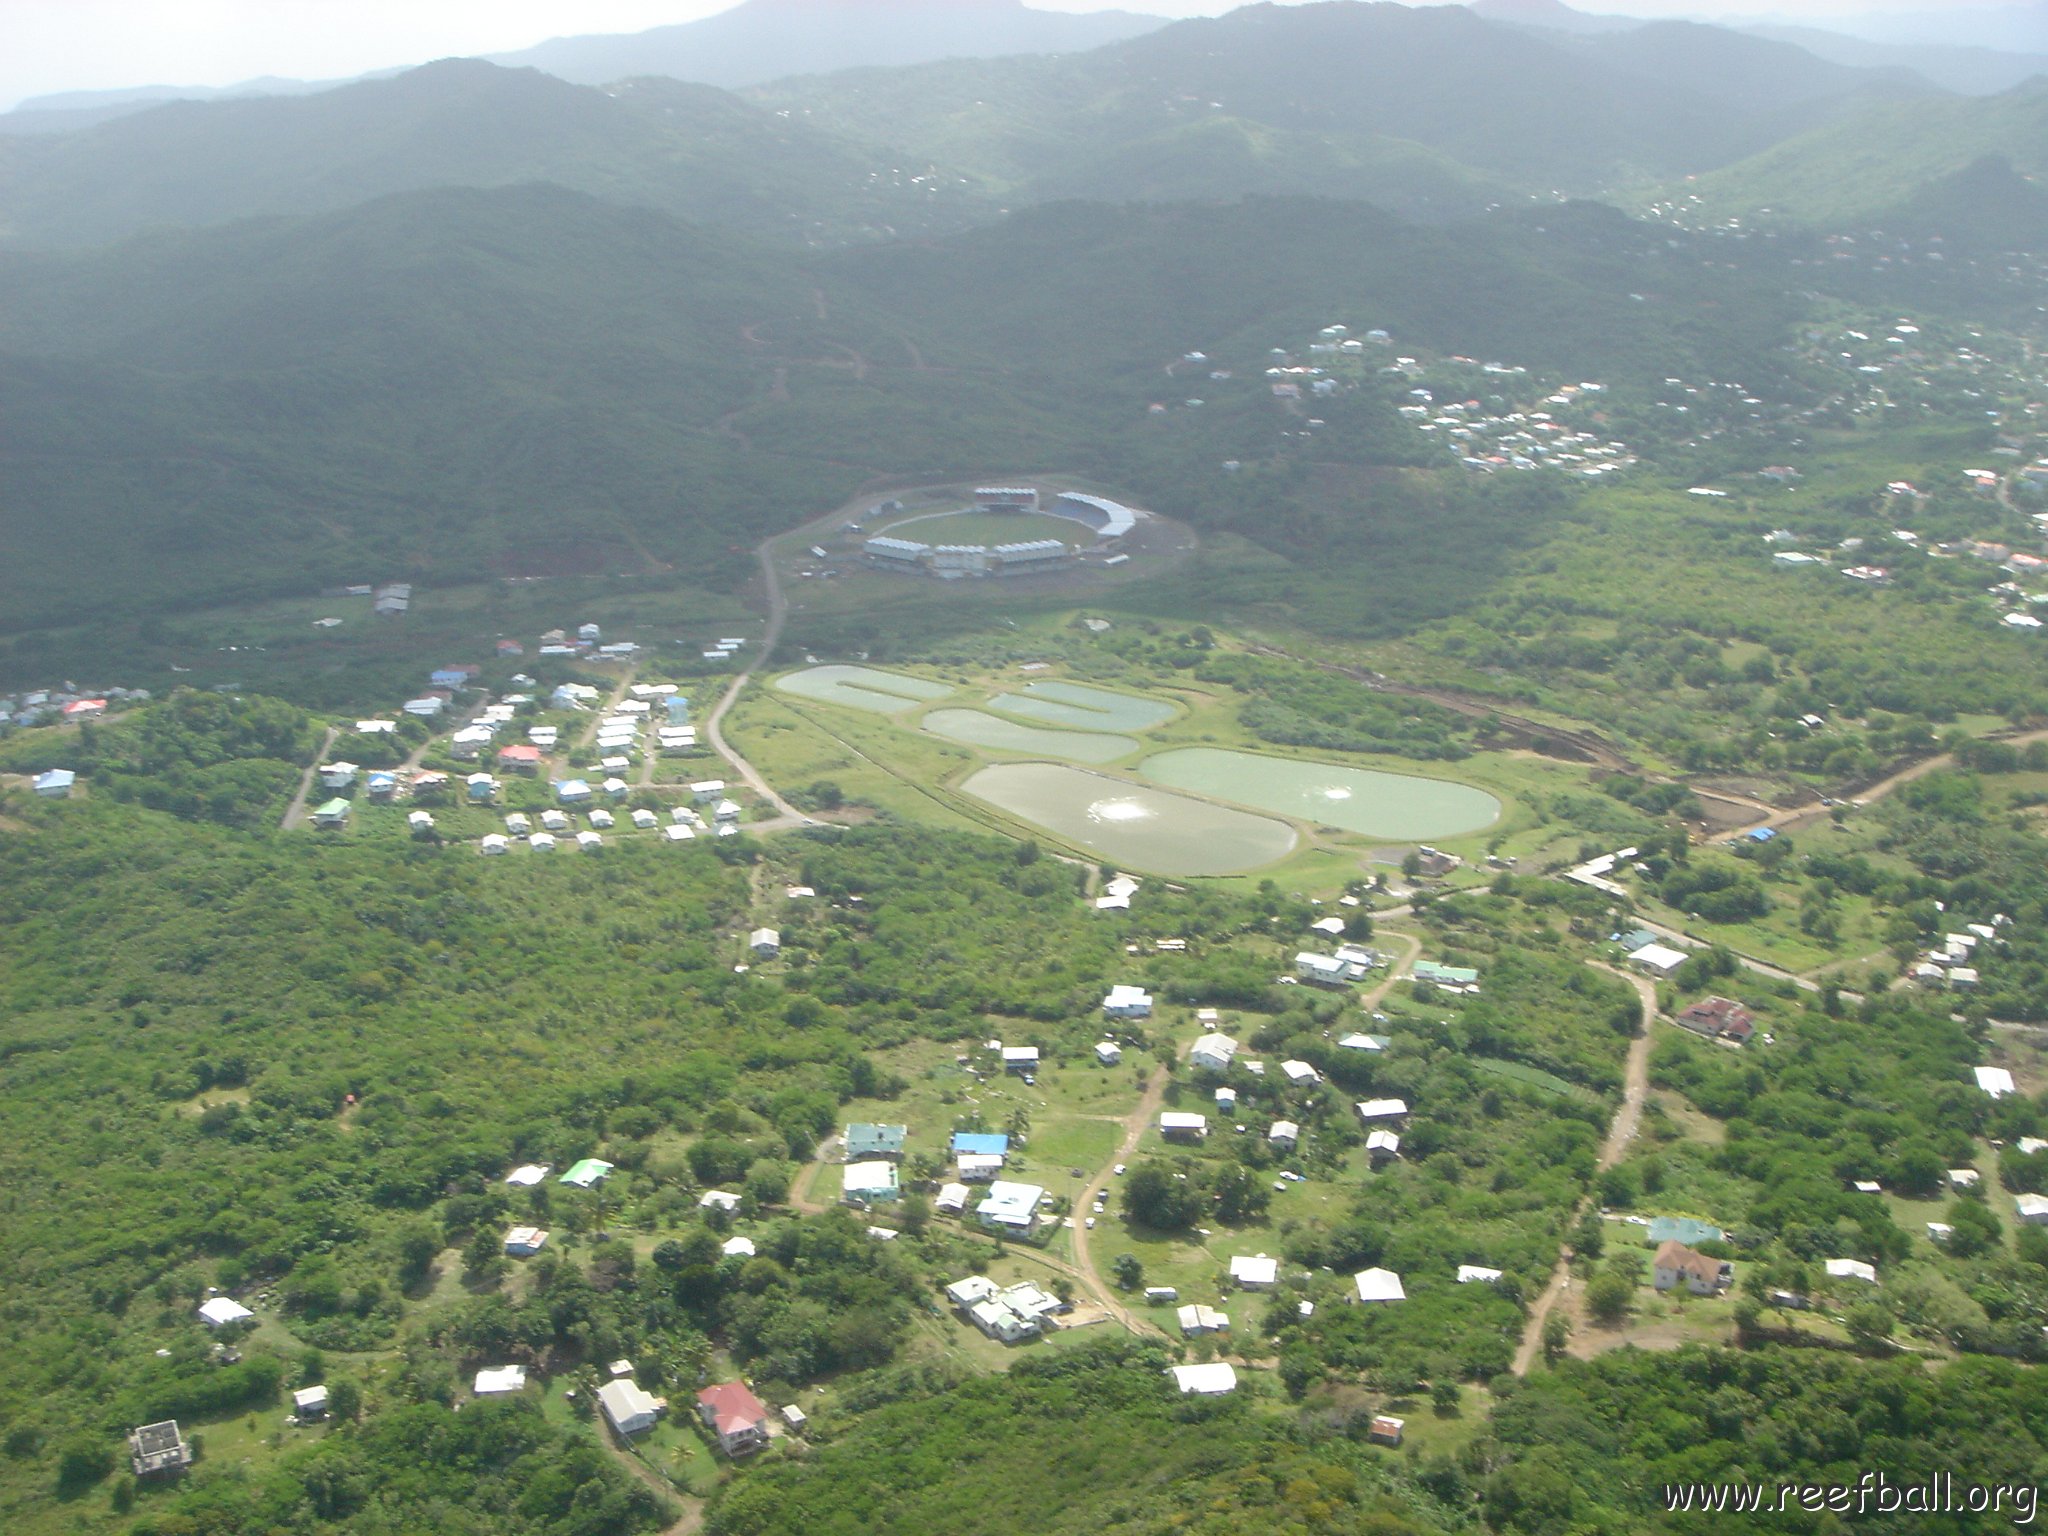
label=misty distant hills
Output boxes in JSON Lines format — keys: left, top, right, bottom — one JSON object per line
{"left": 490, "top": 0, "right": 1166, "bottom": 88}
{"left": 0, "top": 60, "right": 990, "bottom": 250}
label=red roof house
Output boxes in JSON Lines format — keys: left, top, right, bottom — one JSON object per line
{"left": 696, "top": 1382, "right": 771, "bottom": 1457}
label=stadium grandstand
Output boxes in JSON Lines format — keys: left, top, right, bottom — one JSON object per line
{"left": 975, "top": 486, "right": 1040, "bottom": 513}
{"left": 1053, "top": 492, "right": 1138, "bottom": 543}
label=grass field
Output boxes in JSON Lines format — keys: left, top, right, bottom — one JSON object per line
{"left": 874, "top": 509, "right": 1086, "bottom": 549}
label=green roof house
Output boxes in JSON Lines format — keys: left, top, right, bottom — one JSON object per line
{"left": 311, "top": 798, "right": 352, "bottom": 829}
{"left": 844, "top": 1123, "right": 908, "bottom": 1160}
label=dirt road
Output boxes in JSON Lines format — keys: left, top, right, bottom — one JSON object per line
{"left": 278, "top": 726, "right": 341, "bottom": 830}
{"left": 1508, "top": 961, "right": 1656, "bottom": 1377}
{"left": 1066, "top": 1067, "right": 1174, "bottom": 1337}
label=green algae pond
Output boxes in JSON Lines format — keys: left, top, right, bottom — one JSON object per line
{"left": 961, "top": 762, "right": 1296, "bottom": 875}
{"left": 921, "top": 709, "right": 1138, "bottom": 764}
{"left": 1140, "top": 748, "right": 1500, "bottom": 840}
{"left": 773, "top": 665, "right": 953, "bottom": 713}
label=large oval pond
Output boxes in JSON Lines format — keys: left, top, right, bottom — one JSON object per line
{"left": 923, "top": 709, "right": 1138, "bottom": 764}
{"left": 987, "top": 680, "right": 1176, "bottom": 732}
{"left": 1141, "top": 748, "right": 1501, "bottom": 840}
{"left": 963, "top": 763, "right": 1297, "bottom": 875}
{"left": 774, "top": 665, "right": 953, "bottom": 714}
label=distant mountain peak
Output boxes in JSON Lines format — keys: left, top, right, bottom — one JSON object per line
{"left": 1467, "top": 0, "right": 1640, "bottom": 35}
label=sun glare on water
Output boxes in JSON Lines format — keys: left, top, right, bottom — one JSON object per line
{"left": 1089, "top": 798, "right": 1155, "bottom": 823}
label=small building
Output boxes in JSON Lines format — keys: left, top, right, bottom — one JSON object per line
{"left": 478, "top": 833, "right": 509, "bottom": 856}
{"left": 1103, "top": 984, "right": 1154, "bottom": 1018}
{"left": 2016, "top": 1194, "right": 2048, "bottom": 1226}
{"left": 198, "top": 1297, "right": 253, "bottom": 1328}
{"left": 31, "top": 769, "right": 75, "bottom": 798}
{"left": 292, "top": 1385, "right": 330, "bottom": 1420}
{"left": 1268, "top": 1119, "right": 1299, "bottom": 1148}
{"left": 504, "top": 1226, "right": 549, "bottom": 1257}
{"left": 1627, "top": 942, "right": 1689, "bottom": 978}
{"left": 699, "top": 1190, "right": 741, "bottom": 1211}
{"left": 1214, "top": 1085, "right": 1237, "bottom": 1113}
{"left": 504, "top": 1163, "right": 550, "bottom": 1186}
{"left": 1094, "top": 1040, "right": 1123, "bottom": 1065}
{"left": 842, "top": 1161, "right": 900, "bottom": 1204}
{"left": 1975, "top": 1066, "right": 2017, "bottom": 1097}
{"left": 780, "top": 1403, "right": 807, "bottom": 1432}
{"left": 1001, "top": 1045, "right": 1041, "bottom": 1075}
{"left": 844, "top": 1123, "right": 907, "bottom": 1161}
{"left": 1144, "top": 1286, "right": 1179, "bottom": 1304}
{"left": 1176, "top": 1303, "right": 1230, "bottom": 1336}
{"left": 975, "top": 1180, "right": 1045, "bottom": 1232}
{"left": 1457, "top": 1265, "right": 1504, "bottom": 1284}
{"left": 1367, "top": 1415, "right": 1405, "bottom": 1447}
{"left": 1281, "top": 1060, "right": 1321, "bottom": 1088}
{"left": 129, "top": 1420, "right": 193, "bottom": 1478}
{"left": 1160, "top": 1111, "right": 1208, "bottom": 1141}
{"left": 473, "top": 1365, "right": 527, "bottom": 1396}
{"left": 319, "top": 762, "right": 359, "bottom": 790}
{"left": 1338, "top": 1033, "right": 1388, "bottom": 1054}
{"left": 935, "top": 1181, "right": 970, "bottom": 1213}
{"left": 465, "top": 772, "right": 498, "bottom": 803}
{"left": 310, "top": 798, "right": 352, "bottom": 829}
{"left": 1295, "top": 951, "right": 1350, "bottom": 985}
{"left": 1645, "top": 1216, "right": 1723, "bottom": 1247}
{"left": 749, "top": 928, "right": 781, "bottom": 958}
{"left": 722, "top": 1235, "right": 756, "bottom": 1259}
{"left": 1411, "top": 960, "right": 1479, "bottom": 986}
{"left": 1652, "top": 1241, "right": 1731, "bottom": 1295}
{"left": 1167, "top": 1363, "right": 1237, "bottom": 1395}
{"left": 956, "top": 1152, "right": 1005, "bottom": 1183}
{"left": 1948, "top": 1168, "right": 1981, "bottom": 1190}
{"left": 555, "top": 778, "right": 592, "bottom": 805}
{"left": 598, "top": 1378, "right": 666, "bottom": 1438}
{"left": 1675, "top": 996, "right": 1755, "bottom": 1044}
{"left": 1229, "top": 1254, "right": 1279, "bottom": 1289}
{"left": 1825, "top": 1258, "right": 1878, "bottom": 1284}
{"left": 558, "top": 1158, "right": 613, "bottom": 1188}
{"left": 950, "top": 1132, "right": 1009, "bottom": 1159}
{"left": 1355, "top": 1098, "right": 1408, "bottom": 1123}
{"left": 1189, "top": 1032, "right": 1239, "bottom": 1073}
{"left": 1353, "top": 1267, "right": 1406, "bottom": 1304}
{"left": 366, "top": 772, "right": 398, "bottom": 800}
{"left": 1366, "top": 1129, "right": 1401, "bottom": 1162}
{"left": 498, "top": 744, "right": 544, "bottom": 774}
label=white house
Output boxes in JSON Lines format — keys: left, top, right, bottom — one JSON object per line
{"left": 1338, "top": 1033, "right": 1389, "bottom": 1053}
{"left": 1353, "top": 1267, "right": 1406, "bottom": 1303}
{"left": 1001, "top": 1045, "right": 1040, "bottom": 1074}
{"left": 1269, "top": 1120, "right": 1299, "bottom": 1147}
{"left": 1366, "top": 1129, "right": 1401, "bottom": 1160}
{"left": 1628, "top": 942, "right": 1689, "bottom": 977}
{"left": 722, "top": 1235, "right": 756, "bottom": 1259}
{"left": 1457, "top": 1265, "right": 1503, "bottom": 1284}
{"left": 1214, "top": 1086, "right": 1237, "bottom": 1113}
{"left": 699, "top": 1190, "right": 741, "bottom": 1211}
{"left": 842, "top": 1161, "right": 900, "bottom": 1204}
{"left": 1281, "top": 1060, "right": 1321, "bottom": 1088}
{"left": 504, "top": 1226, "right": 550, "bottom": 1257}
{"left": 197, "top": 1297, "right": 253, "bottom": 1327}
{"left": 1190, "top": 1033, "right": 1239, "bottom": 1073}
{"left": 1229, "top": 1254, "right": 1279, "bottom": 1289}
{"left": 1176, "top": 1303, "right": 1229, "bottom": 1336}
{"left": 749, "top": 928, "right": 781, "bottom": 957}
{"left": 956, "top": 1152, "right": 1005, "bottom": 1182}
{"left": 31, "top": 769, "right": 75, "bottom": 798}
{"left": 504, "top": 1164, "right": 550, "bottom": 1186}
{"left": 474, "top": 1366, "right": 527, "bottom": 1395}
{"left": 2016, "top": 1194, "right": 2048, "bottom": 1226}
{"left": 479, "top": 834, "right": 509, "bottom": 856}
{"left": 1356, "top": 1098, "right": 1408, "bottom": 1122}
{"left": 1824, "top": 1258, "right": 1878, "bottom": 1284}
{"left": 1094, "top": 1041, "right": 1123, "bottom": 1065}
{"left": 598, "top": 1378, "right": 664, "bottom": 1437}
{"left": 1103, "top": 984, "right": 1154, "bottom": 1018}
{"left": 935, "top": 1181, "right": 970, "bottom": 1213}
{"left": 292, "top": 1385, "right": 330, "bottom": 1420}
{"left": 976, "top": 1181, "right": 1046, "bottom": 1232}
{"left": 1975, "top": 1066, "right": 2017, "bottom": 1098}
{"left": 1159, "top": 1111, "right": 1207, "bottom": 1141}
{"left": 1295, "top": 952, "right": 1349, "bottom": 984}
{"left": 1167, "top": 1363, "right": 1237, "bottom": 1395}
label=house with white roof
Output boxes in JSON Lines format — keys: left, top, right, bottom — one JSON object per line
{"left": 2017, "top": 1194, "right": 2048, "bottom": 1226}
{"left": 1190, "top": 1033, "right": 1239, "bottom": 1072}
{"left": 1176, "top": 1303, "right": 1229, "bottom": 1336}
{"left": 1353, "top": 1267, "right": 1406, "bottom": 1303}
{"left": 1159, "top": 1111, "right": 1207, "bottom": 1141}
{"left": 1457, "top": 1265, "right": 1503, "bottom": 1284}
{"left": 976, "top": 1181, "right": 1046, "bottom": 1232}
{"left": 599, "top": 1378, "right": 665, "bottom": 1437}
{"left": 935, "top": 1182, "right": 970, "bottom": 1213}
{"left": 1281, "top": 1060, "right": 1321, "bottom": 1087}
{"left": 504, "top": 1163, "right": 550, "bottom": 1186}
{"left": 198, "top": 1297, "right": 253, "bottom": 1327}
{"left": 1975, "top": 1066, "right": 2017, "bottom": 1097}
{"left": 1356, "top": 1098, "right": 1408, "bottom": 1122}
{"left": 1167, "top": 1363, "right": 1237, "bottom": 1395}
{"left": 1628, "top": 942, "right": 1689, "bottom": 977}
{"left": 1103, "top": 984, "right": 1153, "bottom": 1018}
{"left": 1094, "top": 1040, "right": 1123, "bottom": 1065}
{"left": 699, "top": 1190, "right": 741, "bottom": 1211}
{"left": 1269, "top": 1120, "right": 1299, "bottom": 1147}
{"left": 842, "top": 1161, "right": 900, "bottom": 1204}
{"left": 1229, "top": 1254, "right": 1279, "bottom": 1289}
{"left": 749, "top": 928, "right": 780, "bottom": 957}
{"left": 504, "top": 1226, "right": 550, "bottom": 1257}
{"left": 474, "top": 1365, "right": 527, "bottom": 1395}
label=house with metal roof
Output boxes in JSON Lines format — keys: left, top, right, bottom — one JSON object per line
{"left": 844, "top": 1123, "right": 907, "bottom": 1161}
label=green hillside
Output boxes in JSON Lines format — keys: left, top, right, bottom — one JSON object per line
{"left": 1673, "top": 78, "right": 2048, "bottom": 233}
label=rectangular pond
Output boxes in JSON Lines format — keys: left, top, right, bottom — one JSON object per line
{"left": 1140, "top": 748, "right": 1500, "bottom": 840}
{"left": 922, "top": 709, "right": 1138, "bottom": 764}
{"left": 962, "top": 762, "right": 1297, "bottom": 875}
{"left": 774, "top": 665, "right": 953, "bottom": 714}
{"left": 986, "top": 680, "right": 1176, "bottom": 732}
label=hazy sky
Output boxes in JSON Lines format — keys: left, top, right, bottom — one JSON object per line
{"left": 0, "top": 0, "right": 2026, "bottom": 111}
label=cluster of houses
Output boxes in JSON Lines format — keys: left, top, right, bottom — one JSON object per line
{"left": 1910, "top": 917, "right": 2007, "bottom": 991}
{"left": 0, "top": 683, "right": 145, "bottom": 730}
{"left": 945, "top": 1274, "right": 1067, "bottom": 1343}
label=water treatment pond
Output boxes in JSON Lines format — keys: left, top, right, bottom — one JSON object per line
{"left": 774, "top": 665, "right": 953, "bottom": 714}
{"left": 1141, "top": 748, "right": 1501, "bottom": 840}
{"left": 922, "top": 710, "right": 1138, "bottom": 764}
{"left": 986, "top": 680, "right": 1176, "bottom": 732}
{"left": 962, "top": 763, "right": 1296, "bottom": 875}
